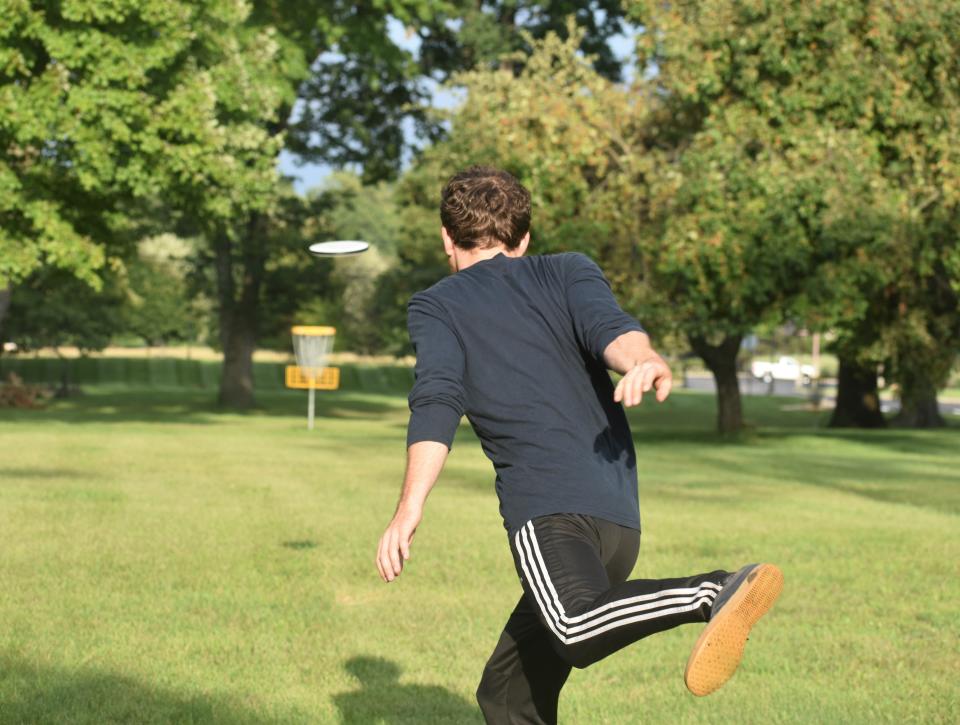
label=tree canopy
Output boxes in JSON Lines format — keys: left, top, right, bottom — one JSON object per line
{"left": 609, "top": 0, "right": 957, "bottom": 430}
{"left": 393, "top": 2, "right": 960, "bottom": 432}
{"left": 0, "top": 0, "right": 285, "bottom": 287}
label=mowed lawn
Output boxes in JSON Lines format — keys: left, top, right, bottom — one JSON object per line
{"left": 0, "top": 387, "right": 958, "bottom": 724}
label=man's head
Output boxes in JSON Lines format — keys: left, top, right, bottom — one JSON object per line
{"left": 440, "top": 167, "right": 531, "bottom": 270}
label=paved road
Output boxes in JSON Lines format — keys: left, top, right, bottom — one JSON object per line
{"left": 681, "top": 373, "right": 960, "bottom": 417}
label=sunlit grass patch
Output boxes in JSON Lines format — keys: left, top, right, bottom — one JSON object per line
{"left": 0, "top": 389, "right": 956, "bottom": 723}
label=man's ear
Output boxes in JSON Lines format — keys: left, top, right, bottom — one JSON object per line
{"left": 441, "top": 226, "right": 456, "bottom": 256}
{"left": 516, "top": 231, "right": 531, "bottom": 256}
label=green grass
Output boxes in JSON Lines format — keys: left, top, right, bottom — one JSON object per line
{"left": 0, "top": 388, "right": 957, "bottom": 724}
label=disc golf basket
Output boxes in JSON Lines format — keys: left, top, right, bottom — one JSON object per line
{"left": 285, "top": 326, "right": 340, "bottom": 430}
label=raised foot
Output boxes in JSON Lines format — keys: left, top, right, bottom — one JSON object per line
{"left": 684, "top": 563, "right": 784, "bottom": 697}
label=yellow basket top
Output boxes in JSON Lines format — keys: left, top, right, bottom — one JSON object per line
{"left": 291, "top": 325, "right": 336, "bottom": 336}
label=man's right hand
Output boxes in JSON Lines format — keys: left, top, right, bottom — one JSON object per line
{"left": 614, "top": 357, "right": 672, "bottom": 407}
{"left": 376, "top": 440, "right": 449, "bottom": 582}
{"left": 604, "top": 331, "right": 673, "bottom": 406}
{"left": 376, "top": 505, "right": 422, "bottom": 582}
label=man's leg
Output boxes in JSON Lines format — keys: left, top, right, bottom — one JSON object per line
{"left": 510, "top": 514, "right": 729, "bottom": 670}
{"left": 477, "top": 595, "right": 571, "bottom": 725}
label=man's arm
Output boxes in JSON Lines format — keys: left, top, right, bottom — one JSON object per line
{"left": 376, "top": 293, "right": 465, "bottom": 583}
{"left": 563, "top": 254, "right": 672, "bottom": 407}
{"left": 376, "top": 440, "right": 448, "bottom": 583}
{"left": 603, "top": 330, "right": 673, "bottom": 407}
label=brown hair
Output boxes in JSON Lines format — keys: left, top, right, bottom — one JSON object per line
{"left": 440, "top": 166, "right": 531, "bottom": 250}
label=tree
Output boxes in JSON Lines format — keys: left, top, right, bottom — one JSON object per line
{"left": 861, "top": 6, "right": 960, "bottom": 428}
{"left": 399, "top": 3, "right": 960, "bottom": 435}
{"left": 207, "top": 1, "right": 458, "bottom": 408}
{"left": 0, "top": 284, "right": 10, "bottom": 345}
{"left": 123, "top": 236, "right": 200, "bottom": 348}
{"left": 454, "top": 7, "right": 836, "bottom": 432}
{"left": 0, "top": 0, "right": 293, "bottom": 398}
{"left": 767, "top": 0, "right": 960, "bottom": 428}
{"left": 4, "top": 267, "right": 124, "bottom": 352}
{"left": 4, "top": 266, "right": 126, "bottom": 393}
{"left": 413, "top": 1, "right": 629, "bottom": 82}
{"left": 641, "top": 113, "right": 844, "bottom": 433}
{"left": 800, "top": 177, "right": 899, "bottom": 429}
{"left": 630, "top": 0, "right": 960, "bottom": 432}
{"left": 412, "top": 18, "right": 904, "bottom": 438}
{"left": 213, "top": 2, "right": 643, "bottom": 407}
{"left": 0, "top": 0, "right": 283, "bottom": 318}
{"left": 285, "top": 0, "right": 631, "bottom": 183}
{"left": 2, "top": 1, "right": 643, "bottom": 407}
{"left": 627, "top": 3, "right": 828, "bottom": 433}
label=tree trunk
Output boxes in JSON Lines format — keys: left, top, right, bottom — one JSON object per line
{"left": 891, "top": 368, "right": 945, "bottom": 428}
{"left": 215, "top": 218, "right": 266, "bottom": 410}
{"left": 54, "top": 354, "right": 73, "bottom": 398}
{"left": 219, "top": 311, "right": 258, "bottom": 409}
{"left": 689, "top": 333, "right": 744, "bottom": 435}
{"left": 0, "top": 283, "right": 11, "bottom": 346}
{"left": 828, "top": 357, "right": 886, "bottom": 428}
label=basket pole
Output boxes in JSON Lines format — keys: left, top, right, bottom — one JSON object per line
{"left": 307, "top": 375, "right": 315, "bottom": 430}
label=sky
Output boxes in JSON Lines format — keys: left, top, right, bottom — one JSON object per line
{"left": 277, "top": 17, "right": 636, "bottom": 196}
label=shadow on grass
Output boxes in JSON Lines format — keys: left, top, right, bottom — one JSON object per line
{"left": 629, "top": 427, "right": 776, "bottom": 447}
{"left": 0, "top": 467, "right": 91, "bottom": 480}
{"left": 744, "top": 449, "right": 960, "bottom": 515}
{"left": 819, "top": 428, "right": 960, "bottom": 456}
{"left": 3, "top": 388, "right": 954, "bottom": 460}
{"left": 333, "top": 656, "right": 480, "bottom": 724}
{"left": 0, "top": 654, "right": 303, "bottom": 724}
{"left": 627, "top": 404, "right": 957, "bottom": 453}
{"left": 0, "top": 390, "right": 403, "bottom": 426}
{"left": 643, "top": 430, "right": 960, "bottom": 515}
{"left": 282, "top": 540, "right": 319, "bottom": 550}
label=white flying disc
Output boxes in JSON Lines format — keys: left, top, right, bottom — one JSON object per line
{"left": 308, "top": 240, "right": 370, "bottom": 257}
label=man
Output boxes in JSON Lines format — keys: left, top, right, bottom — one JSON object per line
{"left": 376, "top": 166, "right": 782, "bottom": 724}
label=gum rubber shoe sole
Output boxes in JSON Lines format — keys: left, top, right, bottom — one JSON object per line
{"left": 684, "top": 563, "right": 783, "bottom": 697}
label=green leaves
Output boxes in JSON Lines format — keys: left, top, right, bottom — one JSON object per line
{"left": 633, "top": 0, "right": 960, "bottom": 403}
{"left": 0, "top": 0, "right": 285, "bottom": 286}
{"left": 402, "top": 1, "right": 957, "bottom": 401}
{"left": 416, "top": 23, "right": 644, "bottom": 257}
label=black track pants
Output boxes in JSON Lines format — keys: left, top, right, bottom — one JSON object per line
{"left": 476, "top": 514, "right": 729, "bottom": 724}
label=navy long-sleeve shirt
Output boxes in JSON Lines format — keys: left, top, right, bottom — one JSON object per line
{"left": 406, "top": 252, "right": 644, "bottom": 533}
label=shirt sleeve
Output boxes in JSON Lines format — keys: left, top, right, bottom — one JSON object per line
{"left": 406, "top": 292, "right": 466, "bottom": 449}
{"left": 564, "top": 253, "right": 645, "bottom": 360}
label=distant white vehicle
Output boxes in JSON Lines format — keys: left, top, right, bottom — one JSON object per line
{"left": 751, "top": 356, "right": 817, "bottom": 385}
{"left": 2, "top": 342, "right": 17, "bottom": 353}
